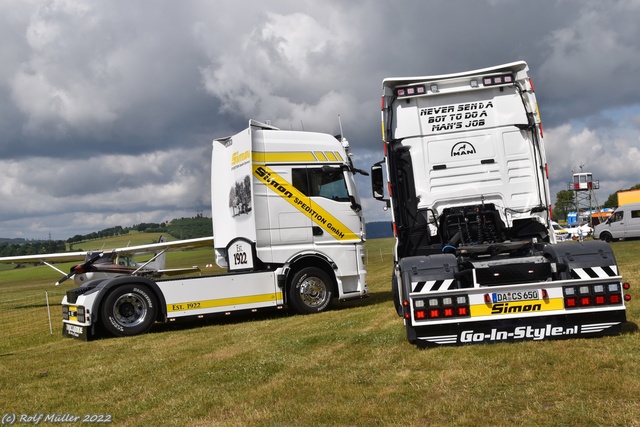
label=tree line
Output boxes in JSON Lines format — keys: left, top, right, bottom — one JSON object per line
{"left": 0, "top": 215, "right": 213, "bottom": 257}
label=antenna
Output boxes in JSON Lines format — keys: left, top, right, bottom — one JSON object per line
{"left": 338, "top": 114, "right": 344, "bottom": 139}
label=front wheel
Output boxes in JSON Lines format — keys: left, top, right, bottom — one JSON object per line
{"left": 288, "top": 267, "right": 334, "bottom": 314}
{"left": 600, "top": 232, "right": 613, "bottom": 243}
{"left": 100, "top": 284, "right": 158, "bottom": 337}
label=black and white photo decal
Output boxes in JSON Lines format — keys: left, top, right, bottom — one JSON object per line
{"left": 229, "top": 175, "right": 252, "bottom": 217}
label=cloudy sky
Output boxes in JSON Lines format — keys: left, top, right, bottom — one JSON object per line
{"left": 1, "top": 0, "right": 640, "bottom": 240}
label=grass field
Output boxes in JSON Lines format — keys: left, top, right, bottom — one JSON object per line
{"left": 1, "top": 237, "right": 639, "bottom": 426}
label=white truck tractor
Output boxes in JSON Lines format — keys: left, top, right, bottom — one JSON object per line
{"left": 61, "top": 120, "right": 368, "bottom": 340}
{"left": 371, "top": 62, "right": 631, "bottom": 347}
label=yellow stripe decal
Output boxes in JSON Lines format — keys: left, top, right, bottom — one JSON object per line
{"left": 470, "top": 298, "right": 564, "bottom": 317}
{"left": 167, "top": 292, "right": 282, "bottom": 312}
{"left": 252, "top": 151, "right": 345, "bottom": 164}
{"left": 252, "top": 151, "right": 317, "bottom": 163}
{"left": 253, "top": 164, "right": 359, "bottom": 241}
{"left": 314, "top": 151, "right": 328, "bottom": 161}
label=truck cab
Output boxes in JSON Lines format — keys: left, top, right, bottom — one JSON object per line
{"left": 212, "top": 120, "right": 367, "bottom": 309}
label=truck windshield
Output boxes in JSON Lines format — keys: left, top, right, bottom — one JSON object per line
{"left": 292, "top": 167, "right": 350, "bottom": 202}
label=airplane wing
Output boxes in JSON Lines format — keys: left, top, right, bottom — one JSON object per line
{"left": 0, "top": 236, "right": 214, "bottom": 264}
{"left": 0, "top": 236, "right": 215, "bottom": 284}
{"left": 112, "top": 236, "right": 214, "bottom": 256}
{"left": 0, "top": 251, "right": 90, "bottom": 264}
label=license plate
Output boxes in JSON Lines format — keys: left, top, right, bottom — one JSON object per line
{"left": 491, "top": 290, "right": 539, "bottom": 303}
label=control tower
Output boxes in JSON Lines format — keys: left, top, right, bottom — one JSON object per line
{"left": 568, "top": 172, "right": 600, "bottom": 226}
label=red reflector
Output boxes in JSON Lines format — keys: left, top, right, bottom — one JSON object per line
{"left": 566, "top": 297, "right": 576, "bottom": 307}
{"left": 595, "top": 295, "right": 606, "bottom": 305}
{"left": 580, "top": 297, "right": 591, "bottom": 306}
{"left": 484, "top": 294, "right": 491, "bottom": 303}
{"left": 545, "top": 164, "right": 549, "bottom": 180}
{"left": 443, "top": 308, "right": 454, "bottom": 317}
{"left": 404, "top": 313, "right": 410, "bottom": 319}
{"left": 381, "top": 95, "right": 385, "bottom": 111}
{"left": 541, "top": 289, "right": 549, "bottom": 299}
{"left": 458, "top": 307, "right": 468, "bottom": 316}
{"left": 624, "top": 294, "right": 631, "bottom": 302}
{"left": 416, "top": 310, "right": 426, "bottom": 319}
{"left": 402, "top": 300, "right": 409, "bottom": 307}
{"left": 610, "top": 294, "right": 621, "bottom": 304}
{"left": 623, "top": 282, "right": 630, "bottom": 290}
{"left": 429, "top": 309, "right": 440, "bottom": 318}
{"left": 529, "top": 78, "right": 535, "bottom": 92}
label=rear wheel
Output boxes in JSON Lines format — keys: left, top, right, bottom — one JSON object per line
{"left": 288, "top": 267, "right": 333, "bottom": 314}
{"left": 101, "top": 284, "right": 157, "bottom": 337}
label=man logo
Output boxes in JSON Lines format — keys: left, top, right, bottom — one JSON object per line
{"left": 451, "top": 141, "right": 476, "bottom": 157}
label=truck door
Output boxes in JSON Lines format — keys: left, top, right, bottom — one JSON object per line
{"left": 258, "top": 165, "right": 313, "bottom": 247}
{"left": 292, "top": 165, "right": 363, "bottom": 245}
{"left": 608, "top": 210, "right": 625, "bottom": 239}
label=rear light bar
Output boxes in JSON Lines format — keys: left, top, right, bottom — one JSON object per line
{"left": 413, "top": 295, "right": 470, "bottom": 321}
{"left": 395, "top": 85, "right": 426, "bottom": 97}
{"left": 482, "top": 73, "right": 514, "bottom": 86}
{"left": 395, "top": 72, "right": 515, "bottom": 97}
{"left": 563, "top": 283, "right": 630, "bottom": 309}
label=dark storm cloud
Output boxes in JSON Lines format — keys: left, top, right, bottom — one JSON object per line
{"left": 1, "top": 0, "right": 639, "bottom": 238}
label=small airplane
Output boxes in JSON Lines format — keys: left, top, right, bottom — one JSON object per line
{"left": 0, "top": 236, "right": 214, "bottom": 286}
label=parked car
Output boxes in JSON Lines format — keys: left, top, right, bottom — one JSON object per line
{"left": 565, "top": 223, "right": 593, "bottom": 240}
{"left": 551, "top": 221, "right": 570, "bottom": 241}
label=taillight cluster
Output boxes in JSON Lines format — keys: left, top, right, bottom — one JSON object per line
{"left": 563, "top": 283, "right": 630, "bottom": 309}
{"left": 411, "top": 295, "right": 470, "bottom": 321}
{"left": 62, "top": 305, "right": 86, "bottom": 323}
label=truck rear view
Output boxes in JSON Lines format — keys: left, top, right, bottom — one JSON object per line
{"left": 371, "top": 61, "right": 631, "bottom": 347}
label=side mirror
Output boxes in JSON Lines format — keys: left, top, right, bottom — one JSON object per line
{"left": 371, "top": 161, "right": 385, "bottom": 200}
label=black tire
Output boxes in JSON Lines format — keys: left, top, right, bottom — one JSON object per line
{"left": 100, "top": 284, "right": 157, "bottom": 337}
{"left": 600, "top": 232, "right": 613, "bottom": 243}
{"left": 288, "top": 267, "right": 333, "bottom": 314}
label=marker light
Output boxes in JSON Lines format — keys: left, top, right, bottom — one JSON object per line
{"left": 395, "top": 85, "right": 426, "bottom": 97}
{"left": 482, "top": 73, "right": 514, "bottom": 86}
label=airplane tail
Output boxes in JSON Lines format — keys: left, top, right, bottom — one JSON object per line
{"left": 145, "top": 236, "right": 167, "bottom": 271}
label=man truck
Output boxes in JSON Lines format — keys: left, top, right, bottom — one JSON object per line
{"left": 370, "top": 61, "right": 631, "bottom": 347}
{"left": 61, "top": 120, "right": 368, "bottom": 340}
